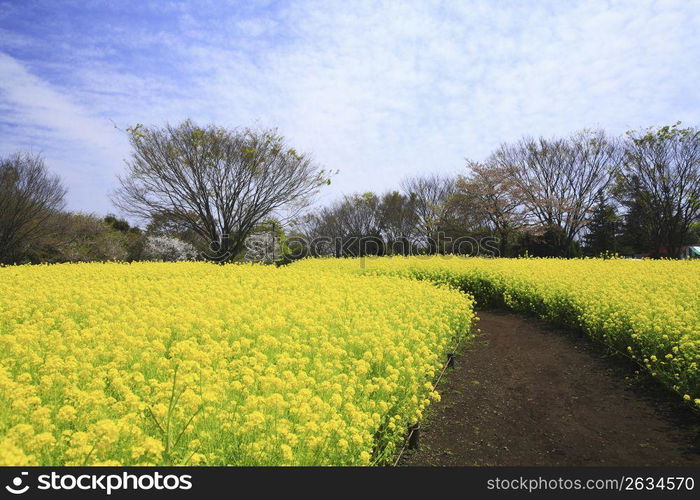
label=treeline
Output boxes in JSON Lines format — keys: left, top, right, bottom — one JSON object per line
{"left": 0, "top": 152, "right": 204, "bottom": 264}
{"left": 0, "top": 121, "right": 328, "bottom": 265}
{"left": 1, "top": 121, "right": 698, "bottom": 265}
{"left": 293, "top": 123, "right": 700, "bottom": 258}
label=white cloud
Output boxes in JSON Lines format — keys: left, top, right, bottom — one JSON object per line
{"left": 0, "top": 53, "right": 121, "bottom": 150}
{"left": 1, "top": 0, "right": 699, "bottom": 214}
{"left": 0, "top": 52, "right": 128, "bottom": 213}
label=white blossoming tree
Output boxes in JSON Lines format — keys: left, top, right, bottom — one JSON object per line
{"left": 244, "top": 231, "right": 282, "bottom": 264}
{"left": 143, "top": 235, "right": 197, "bottom": 262}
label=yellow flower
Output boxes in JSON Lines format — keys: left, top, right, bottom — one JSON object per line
{"left": 3, "top": 257, "right": 697, "bottom": 466}
{"left": 142, "top": 437, "right": 164, "bottom": 458}
{"left": 56, "top": 406, "right": 77, "bottom": 424}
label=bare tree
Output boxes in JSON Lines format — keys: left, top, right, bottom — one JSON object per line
{"left": 617, "top": 123, "right": 700, "bottom": 258}
{"left": 457, "top": 160, "right": 527, "bottom": 256}
{"left": 294, "top": 209, "right": 341, "bottom": 256}
{"left": 296, "top": 191, "right": 422, "bottom": 257}
{"left": 493, "top": 129, "right": 620, "bottom": 255}
{"left": 0, "top": 153, "right": 66, "bottom": 264}
{"left": 378, "top": 191, "right": 418, "bottom": 255}
{"left": 113, "top": 120, "right": 330, "bottom": 261}
{"left": 337, "top": 193, "right": 382, "bottom": 239}
{"left": 400, "top": 174, "right": 456, "bottom": 253}
{"left": 303, "top": 193, "right": 383, "bottom": 256}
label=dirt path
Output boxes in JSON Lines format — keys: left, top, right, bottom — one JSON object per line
{"left": 401, "top": 311, "right": 700, "bottom": 466}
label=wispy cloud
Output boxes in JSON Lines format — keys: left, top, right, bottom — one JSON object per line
{"left": 1, "top": 0, "right": 699, "bottom": 214}
{"left": 0, "top": 52, "right": 128, "bottom": 213}
{"left": 0, "top": 53, "right": 120, "bottom": 149}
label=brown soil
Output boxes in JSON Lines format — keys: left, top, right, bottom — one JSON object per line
{"left": 400, "top": 310, "right": 700, "bottom": 466}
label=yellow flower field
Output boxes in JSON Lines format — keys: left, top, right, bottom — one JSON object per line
{"left": 3, "top": 257, "right": 698, "bottom": 467}
{"left": 0, "top": 262, "right": 474, "bottom": 466}
{"left": 294, "top": 256, "right": 700, "bottom": 406}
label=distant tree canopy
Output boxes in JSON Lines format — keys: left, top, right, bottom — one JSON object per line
{"left": 23, "top": 212, "right": 146, "bottom": 263}
{"left": 113, "top": 120, "right": 331, "bottom": 261}
{"left": 104, "top": 214, "right": 141, "bottom": 234}
{"left": 582, "top": 195, "right": 622, "bottom": 256}
{"left": 296, "top": 192, "right": 383, "bottom": 257}
{"left": 294, "top": 125, "right": 699, "bottom": 259}
{"left": 490, "top": 129, "right": 621, "bottom": 256}
{"left": 456, "top": 160, "right": 526, "bottom": 256}
{"left": 1, "top": 122, "right": 698, "bottom": 264}
{"left": 400, "top": 174, "right": 456, "bottom": 254}
{"left": 0, "top": 153, "right": 66, "bottom": 264}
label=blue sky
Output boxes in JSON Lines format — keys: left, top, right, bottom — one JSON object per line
{"left": 1, "top": 0, "right": 699, "bottom": 217}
